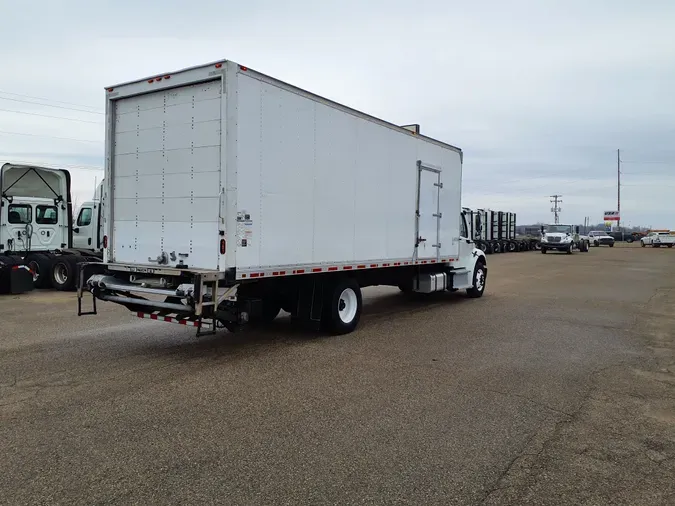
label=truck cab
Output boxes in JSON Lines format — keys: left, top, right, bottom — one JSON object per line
{"left": 0, "top": 163, "right": 72, "bottom": 255}
{"left": 73, "top": 182, "right": 104, "bottom": 251}
{"left": 540, "top": 224, "right": 590, "bottom": 254}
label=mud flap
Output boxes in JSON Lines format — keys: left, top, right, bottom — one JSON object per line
{"left": 293, "top": 276, "right": 328, "bottom": 330}
{"left": 0, "top": 260, "right": 34, "bottom": 294}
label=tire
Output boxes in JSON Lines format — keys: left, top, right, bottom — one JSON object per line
{"left": 610, "top": 243, "right": 615, "bottom": 248}
{"left": 594, "top": 241, "right": 599, "bottom": 247}
{"left": 641, "top": 242, "right": 646, "bottom": 248}
{"left": 25, "top": 253, "right": 53, "bottom": 288}
{"left": 486, "top": 242, "right": 494, "bottom": 254}
{"left": 254, "top": 299, "right": 281, "bottom": 323}
{"left": 466, "top": 261, "right": 487, "bottom": 298}
{"left": 508, "top": 241, "right": 517, "bottom": 252}
{"left": 668, "top": 245, "right": 673, "bottom": 249}
{"left": 541, "top": 247, "right": 547, "bottom": 254}
{"left": 323, "top": 278, "right": 362, "bottom": 335}
{"left": 566, "top": 245, "right": 573, "bottom": 254}
{"left": 51, "top": 256, "right": 82, "bottom": 291}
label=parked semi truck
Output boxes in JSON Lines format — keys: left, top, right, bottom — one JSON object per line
{"left": 0, "top": 163, "right": 103, "bottom": 292}
{"left": 463, "top": 208, "right": 537, "bottom": 253}
{"left": 77, "top": 58, "right": 488, "bottom": 335}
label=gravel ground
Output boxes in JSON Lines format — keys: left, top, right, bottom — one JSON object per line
{"left": 1, "top": 245, "right": 673, "bottom": 505}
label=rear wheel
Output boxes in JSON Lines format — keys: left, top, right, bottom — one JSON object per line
{"left": 610, "top": 243, "right": 615, "bottom": 248}
{"left": 323, "top": 278, "right": 362, "bottom": 335}
{"left": 541, "top": 247, "right": 547, "bottom": 254}
{"left": 51, "top": 256, "right": 82, "bottom": 291}
{"left": 25, "top": 253, "right": 53, "bottom": 288}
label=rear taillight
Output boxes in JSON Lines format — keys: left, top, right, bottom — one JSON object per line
{"left": 103, "top": 235, "right": 108, "bottom": 248}
{"left": 219, "top": 239, "right": 226, "bottom": 255}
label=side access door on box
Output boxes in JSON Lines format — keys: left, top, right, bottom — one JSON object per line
{"left": 415, "top": 161, "right": 442, "bottom": 261}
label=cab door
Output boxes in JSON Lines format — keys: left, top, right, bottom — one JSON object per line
{"left": 73, "top": 205, "right": 94, "bottom": 249}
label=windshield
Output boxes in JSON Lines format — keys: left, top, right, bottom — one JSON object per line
{"left": 546, "top": 225, "right": 572, "bottom": 233}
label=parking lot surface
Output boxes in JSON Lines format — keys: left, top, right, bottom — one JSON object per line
{"left": 1, "top": 245, "right": 674, "bottom": 505}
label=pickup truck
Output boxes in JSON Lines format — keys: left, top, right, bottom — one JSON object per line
{"left": 588, "top": 231, "right": 615, "bottom": 247}
{"left": 640, "top": 231, "right": 675, "bottom": 248}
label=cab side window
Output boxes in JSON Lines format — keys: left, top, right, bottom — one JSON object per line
{"left": 77, "top": 207, "right": 92, "bottom": 226}
{"left": 460, "top": 214, "right": 468, "bottom": 238}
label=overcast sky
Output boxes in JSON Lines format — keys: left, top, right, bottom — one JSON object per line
{"left": 1, "top": 0, "right": 673, "bottom": 227}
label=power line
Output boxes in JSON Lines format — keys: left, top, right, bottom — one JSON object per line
{"left": 0, "top": 96, "right": 103, "bottom": 115}
{"left": 0, "top": 107, "right": 103, "bottom": 124}
{"left": 0, "top": 130, "right": 100, "bottom": 144}
{"left": 0, "top": 89, "right": 101, "bottom": 111}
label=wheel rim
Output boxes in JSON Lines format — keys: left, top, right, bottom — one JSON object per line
{"left": 475, "top": 268, "right": 485, "bottom": 291}
{"left": 337, "top": 288, "right": 358, "bottom": 324}
{"left": 53, "top": 263, "right": 68, "bottom": 284}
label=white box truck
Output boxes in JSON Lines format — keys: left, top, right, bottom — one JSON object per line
{"left": 78, "top": 59, "right": 487, "bottom": 335}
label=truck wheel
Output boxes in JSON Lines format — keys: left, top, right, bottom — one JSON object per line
{"left": 324, "top": 278, "right": 362, "bottom": 334}
{"left": 466, "top": 261, "right": 487, "bottom": 298}
{"left": 541, "top": 247, "right": 547, "bottom": 254}
{"left": 25, "top": 253, "right": 53, "bottom": 288}
{"left": 641, "top": 242, "right": 646, "bottom": 247}
{"left": 51, "top": 256, "right": 82, "bottom": 291}
{"left": 256, "top": 299, "right": 281, "bottom": 323}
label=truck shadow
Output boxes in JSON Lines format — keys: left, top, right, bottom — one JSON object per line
{"left": 135, "top": 290, "right": 473, "bottom": 360}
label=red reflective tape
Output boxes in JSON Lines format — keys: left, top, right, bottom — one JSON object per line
{"left": 179, "top": 320, "right": 187, "bottom": 325}
{"left": 421, "top": 261, "right": 428, "bottom": 264}
{"left": 370, "top": 264, "right": 378, "bottom": 268}
{"left": 382, "top": 263, "right": 390, "bottom": 267}
{"left": 327, "top": 266, "right": 338, "bottom": 271}
{"left": 250, "top": 273, "right": 260, "bottom": 278}
{"left": 404, "top": 261, "right": 409, "bottom": 265}
{"left": 164, "top": 317, "right": 172, "bottom": 322}
{"left": 151, "top": 314, "right": 158, "bottom": 320}
{"left": 295, "top": 269, "right": 305, "bottom": 274}
{"left": 312, "top": 268, "right": 322, "bottom": 272}
{"left": 343, "top": 266, "right": 353, "bottom": 270}
{"left": 431, "top": 260, "right": 436, "bottom": 263}
{"left": 279, "top": 271, "right": 286, "bottom": 275}
{"left": 272, "top": 271, "right": 279, "bottom": 276}
{"left": 394, "top": 262, "right": 401, "bottom": 266}
{"left": 357, "top": 265, "right": 366, "bottom": 269}
{"left": 241, "top": 274, "right": 247, "bottom": 278}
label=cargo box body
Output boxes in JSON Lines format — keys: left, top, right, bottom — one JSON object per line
{"left": 104, "top": 61, "right": 463, "bottom": 280}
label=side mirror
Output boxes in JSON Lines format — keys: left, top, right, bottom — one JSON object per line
{"left": 540, "top": 226, "right": 545, "bottom": 234}
{"left": 575, "top": 226, "right": 580, "bottom": 234}
{"left": 73, "top": 227, "right": 80, "bottom": 233}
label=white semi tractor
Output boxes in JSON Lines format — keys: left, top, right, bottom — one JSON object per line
{"left": 77, "top": 59, "right": 488, "bottom": 335}
{"left": 0, "top": 163, "right": 103, "bottom": 292}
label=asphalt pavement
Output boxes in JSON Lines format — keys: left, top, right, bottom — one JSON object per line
{"left": 1, "top": 245, "right": 674, "bottom": 505}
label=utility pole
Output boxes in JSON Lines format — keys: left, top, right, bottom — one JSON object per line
{"left": 617, "top": 149, "right": 621, "bottom": 231}
{"left": 550, "top": 194, "right": 562, "bottom": 224}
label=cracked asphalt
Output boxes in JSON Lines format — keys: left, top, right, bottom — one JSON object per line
{"left": 1, "top": 244, "right": 674, "bottom": 505}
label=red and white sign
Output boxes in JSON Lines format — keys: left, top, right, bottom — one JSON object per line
{"left": 604, "top": 210, "right": 620, "bottom": 221}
